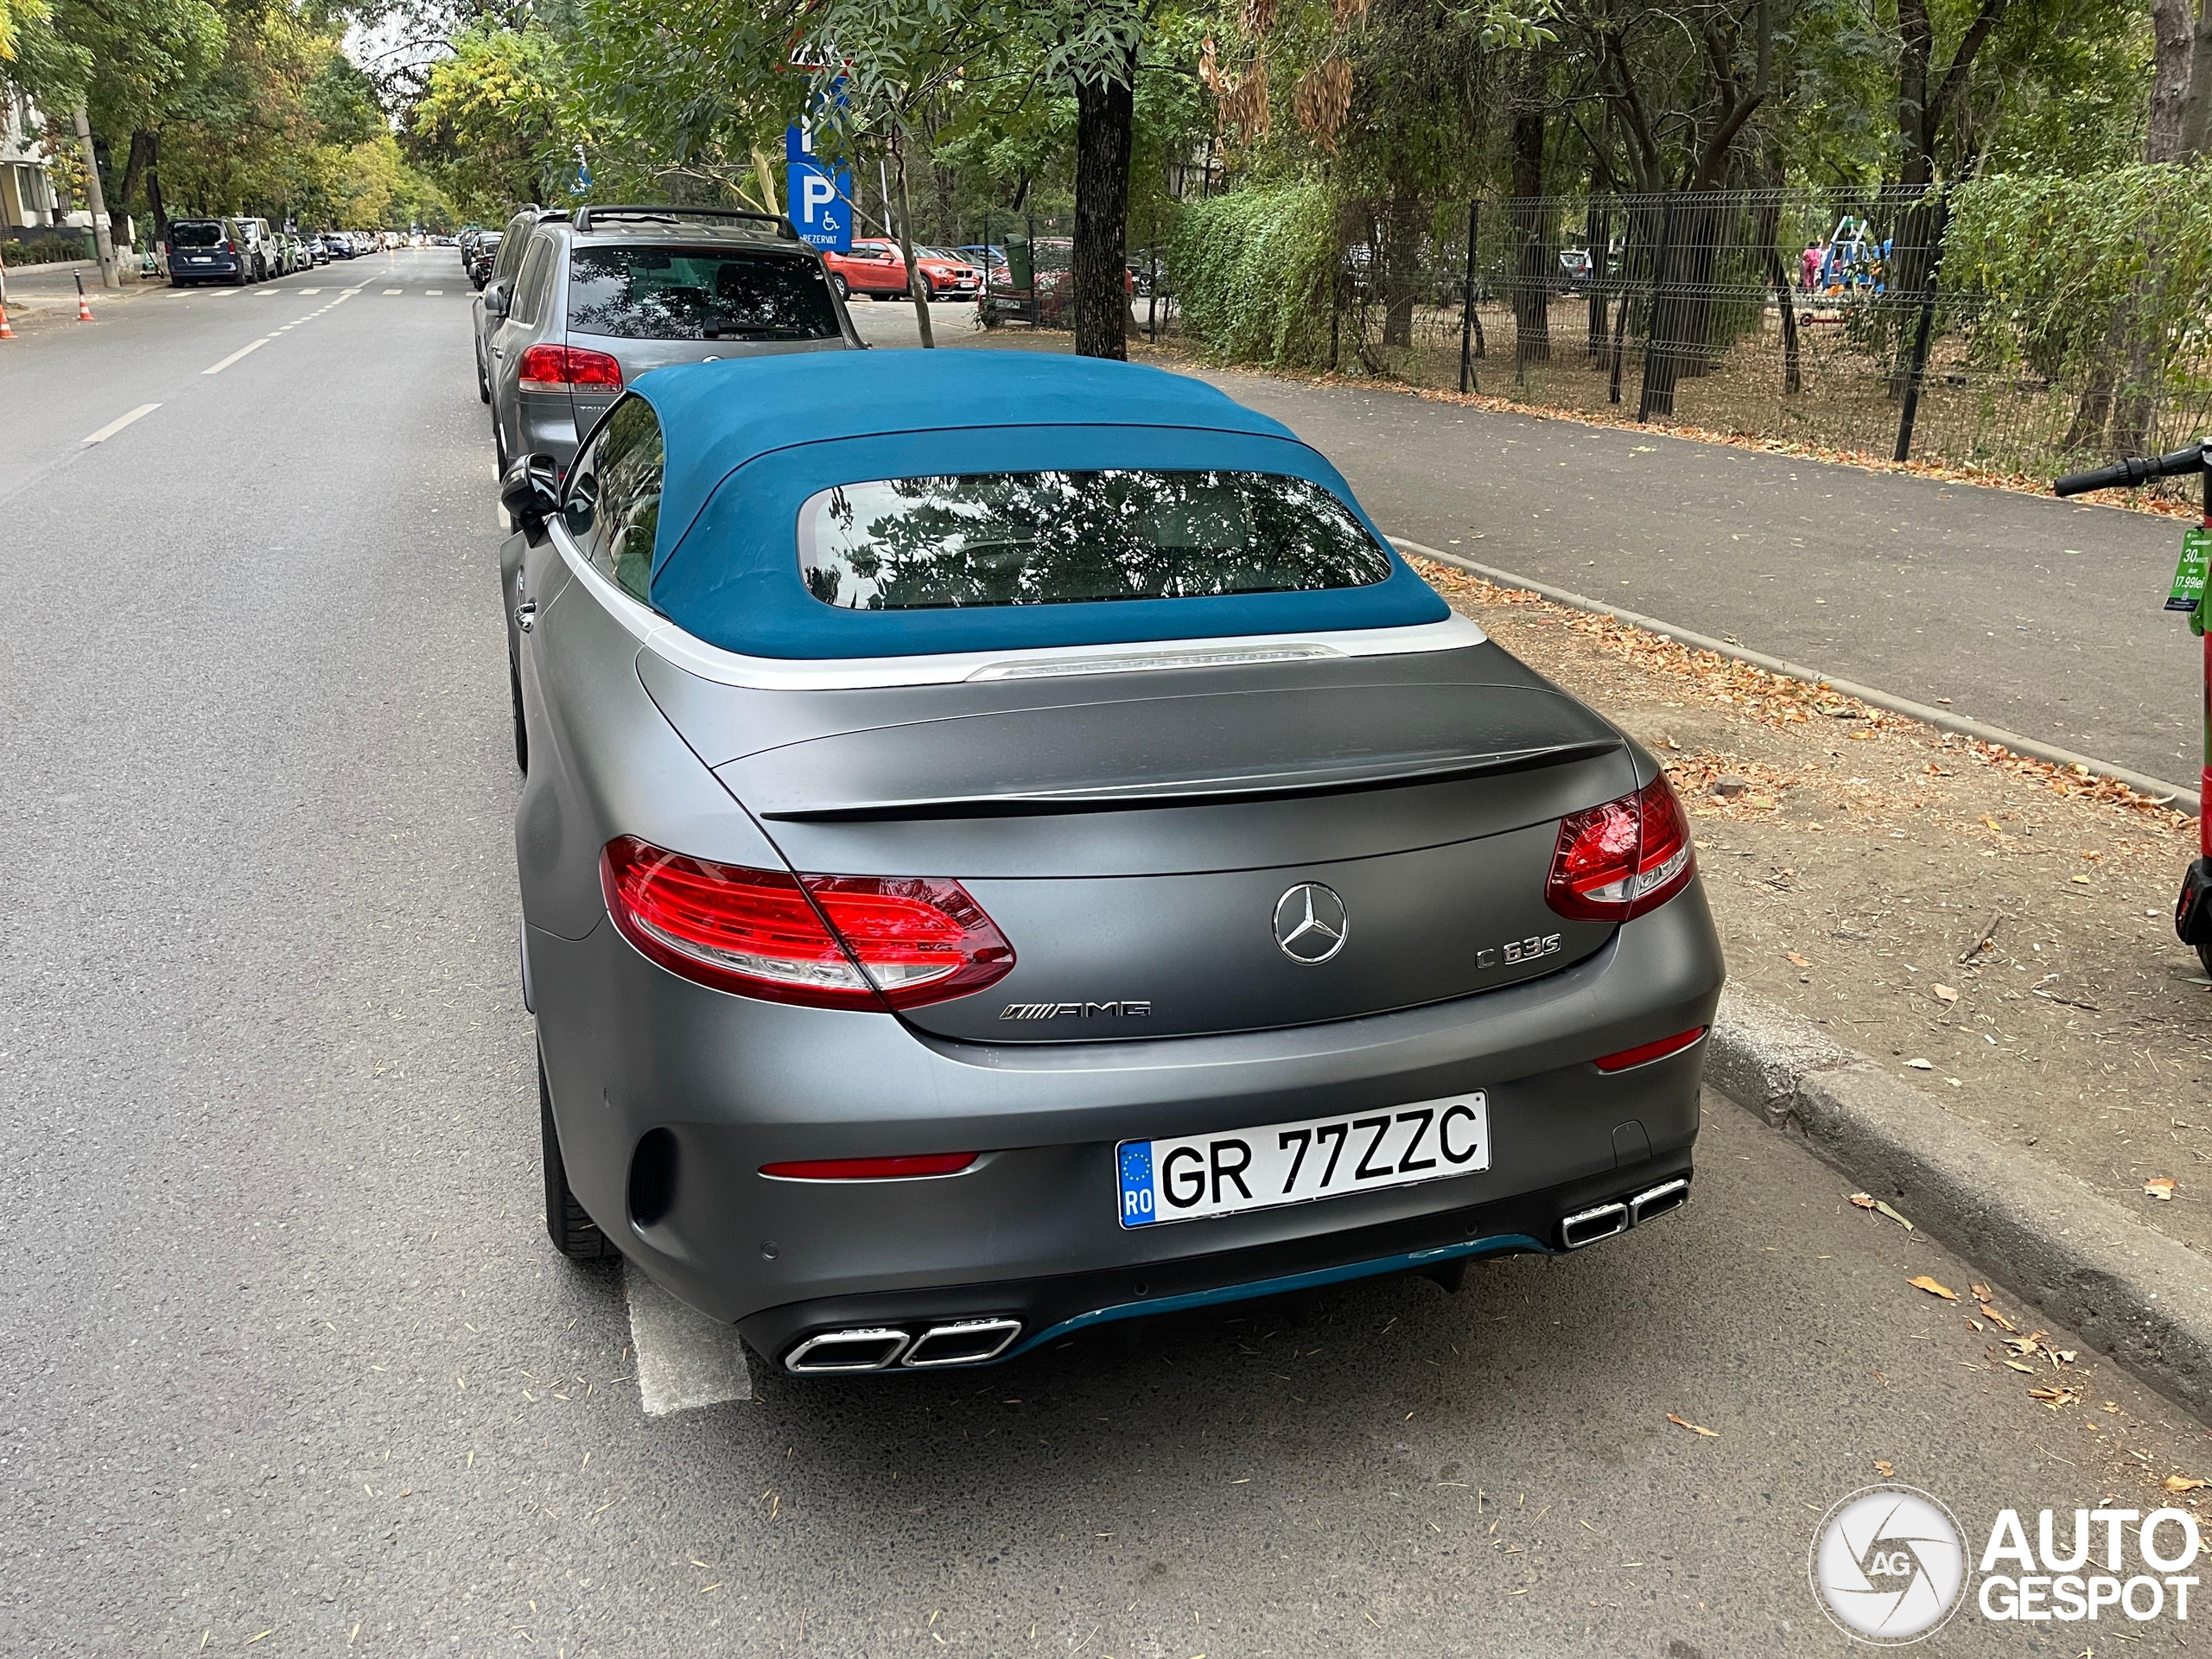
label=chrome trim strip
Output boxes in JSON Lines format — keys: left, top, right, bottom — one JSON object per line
{"left": 553, "top": 531, "right": 1490, "bottom": 690}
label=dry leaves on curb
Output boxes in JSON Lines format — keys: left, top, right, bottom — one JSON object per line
{"left": 1667, "top": 1413, "right": 1720, "bottom": 1439}
{"left": 1933, "top": 984, "right": 1959, "bottom": 1004}
{"left": 1905, "top": 1058, "right": 1935, "bottom": 1070}
{"left": 1909, "top": 1275, "right": 1961, "bottom": 1301}
{"left": 2164, "top": 1474, "right": 2209, "bottom": 1493}
{"left": 2145, "top": 1178, "right": 2177, "bottom": 1201}
{"left": 2029, "top": 1384, "right": 2084, "bottom": 1409}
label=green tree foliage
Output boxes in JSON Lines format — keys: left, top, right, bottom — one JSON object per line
{"left": 406, "top": 23, "right": 569, "bottom": 214}
{"left": 1168, "top": 181, "right": 1337, "bottom": 364}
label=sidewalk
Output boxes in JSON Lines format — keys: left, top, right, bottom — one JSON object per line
{"left": 1, "top": 260, "right": 165, "bottom": 333}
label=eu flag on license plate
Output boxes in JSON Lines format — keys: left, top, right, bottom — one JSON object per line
{"left": 1117, "top": 1141, "right": 1157, "bottom": 1227}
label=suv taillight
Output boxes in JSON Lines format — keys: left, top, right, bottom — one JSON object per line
{"left": 517, "top": 344, "right": 623, "bottom": 393}
{"left": 1545, "top": 775, "right": 1695, "bottom": 922}
{"left": 601, "top": 837, "right": 1014, "bottom": 1009}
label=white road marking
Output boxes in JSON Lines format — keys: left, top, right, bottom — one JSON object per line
{"left": 81, "top": 403, "right": 161, "bottom": 444}
{"left": 626, "top": 1265, "right": 753, "bottom": 1414}
{"left": 424, "top": 289, "right": 443, "bottom": 296}
{"left": 383, "top": 288, "right": 403, "bottom": 295}
{"left": 299, "top": 287, "right": 321, "bottom": 295}
{"left": 202, "top": 338, "right": 270, "bottom": 375}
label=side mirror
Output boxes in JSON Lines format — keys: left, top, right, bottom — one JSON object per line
{"left": 500, "top": 454, "right": 560, "bottom": 537}
{"left": 485, "top": 281, "right": 510, "bottom": 318}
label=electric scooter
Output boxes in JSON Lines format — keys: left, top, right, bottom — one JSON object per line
{"left": 2055, "top": 439, "right": 2212, "bottom": 971}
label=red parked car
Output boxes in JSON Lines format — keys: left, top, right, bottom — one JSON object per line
{"left": 821, "top": 239, "right": 984, "bottom": 302}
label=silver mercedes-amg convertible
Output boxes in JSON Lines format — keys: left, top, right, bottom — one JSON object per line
{"left": 499, "top": 349, "right": 1724, "bottom": 1375}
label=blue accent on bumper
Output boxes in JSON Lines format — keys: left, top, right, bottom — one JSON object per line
{"left": 1004, "top": 1231, "right": 1553, "bottom": 1358}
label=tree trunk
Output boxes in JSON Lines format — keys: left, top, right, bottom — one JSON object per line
{"left": 1380, "top": 194, "right": 1422, "bottom": 349}
{"left": 1071, "top": 42, "right": 1138, "bottom": 360}
{"left": 1508, "top": 85, "right": 1548, "bottom": 376}
{"left": 890, "top": 127, "right": 936, "bottom": 349}
{"left": 144, "top": 131, "right": 168, "bottom": 243}
{"left": 2179, "top": 0, "right": 2212, "bottom": 156}
{"left": 2151, "top": 0, "right": 2195, "bottom": 160}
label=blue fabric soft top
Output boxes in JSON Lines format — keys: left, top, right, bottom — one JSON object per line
{"left": 630, "top": 351, "right": 1447, "bottom": 659}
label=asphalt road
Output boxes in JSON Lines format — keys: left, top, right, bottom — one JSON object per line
{"left": 5, "top": 258, "right": 2209, "bottom": 1656}
{"left": 850, "top": 302, "right": 2202, "bottom": 789}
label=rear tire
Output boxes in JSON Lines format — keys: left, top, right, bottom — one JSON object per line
{"left": 830, "top": 273, "right": 849, "bottom": 300}
{"left": 476, "top": 345, "right": 492, "bottom": 404}
{"left": 541, "top": 1055, "right": 616, "bottom": 1260}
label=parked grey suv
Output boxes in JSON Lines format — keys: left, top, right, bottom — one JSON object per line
{"left": 473, "top": 207, "right": 560, "bottom": 404}
{"left": 483, "top": 205, "right": 860, "bottom": 476}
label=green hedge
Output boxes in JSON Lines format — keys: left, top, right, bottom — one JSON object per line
{"left": 1167, "top": 183, "right": 1337, "bottom": 368}
{"left": 1, "top": 234, "right": 92, "bottom": 267}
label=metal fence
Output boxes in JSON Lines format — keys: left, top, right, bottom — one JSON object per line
{"left": 1298, "top": 188, "right": 2209, "bottom": 497}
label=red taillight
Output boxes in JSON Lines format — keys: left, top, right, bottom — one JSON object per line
{"left": 1593, "top": 1026, "right": 1707, "bottom": 1072}
{"left": 600, "top": 837, "right": 1014, "bottom": 1009}
{"left": 760, "top": 1153, "right": 978, "bottom": 1180}
{"left": 224, "top": 239, "right": 237, "bottom": 253}
{"left": 1546, "top": 775, "right": 1696, "bottom": 921}
{"left": 517, "top": 344, "right": 624, "bottom": 394}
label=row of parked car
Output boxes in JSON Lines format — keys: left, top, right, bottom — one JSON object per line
{"left": 165, "top": 219, "right": 388, "bottom": 287}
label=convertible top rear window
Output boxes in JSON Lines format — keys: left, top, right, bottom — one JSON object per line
{"left": 797, "top": 470, "right": 1392, "bottom": 612}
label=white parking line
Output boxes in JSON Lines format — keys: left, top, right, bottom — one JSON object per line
{"left": 202, "top": 338, "right": 270, "bottom": 375}
{"left": 82, "top": 403, "right": 162, "bottom": 444}
{"left": 626, "top": 1266, "right": 752, "bottom": 1414}
{"left": 424, "top": 289, "right": 443, "bottom": 296}
{"left": 382, "top": 288, "right": 403, "bottom": 295}
{"left": 300, "top": 287, "right": 321, "bottom": 295}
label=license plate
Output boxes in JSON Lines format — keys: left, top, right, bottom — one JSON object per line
{"left": 1116, "top": 1093, "right": 1488, "bottom": 1228}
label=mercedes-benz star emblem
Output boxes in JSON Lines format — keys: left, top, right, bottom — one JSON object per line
{"left": 1273, "top": 883, "right": 1349, "bottom": 964}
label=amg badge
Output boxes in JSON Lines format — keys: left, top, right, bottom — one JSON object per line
{"left": 1000, "top": 1001, "right": 1154, "bottom": 1020}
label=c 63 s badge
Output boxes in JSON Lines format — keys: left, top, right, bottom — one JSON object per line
{"left": 1479, "top": 932, "right": 1561, "bottom": 969}
{"left": 1000, "top": 1001, "right": 1154, "bottom": 1021}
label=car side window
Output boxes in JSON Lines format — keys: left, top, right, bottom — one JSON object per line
{"left": 512, "top": 236, "right": 555, "bottom": 325}
{"left": 564, "top": 398, "right": 664, "bottom": 605}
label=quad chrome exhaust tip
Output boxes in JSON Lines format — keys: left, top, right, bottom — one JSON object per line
{"left": 1560, "top": 1177, "right": 1691, "bottom": 1250}
{"left": 1560, "top": 1201, "right": 1630, "bottom": 1250}
{"left": 785, "top": 1318, "right": 1024, "bottom": 1374}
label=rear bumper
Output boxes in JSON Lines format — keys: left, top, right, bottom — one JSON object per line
{"left": 743, "top": 1155, "right": 1694, "bottom": 1370}
{"left": 530, "top": 874, "right": 1724, "bottom": 1348}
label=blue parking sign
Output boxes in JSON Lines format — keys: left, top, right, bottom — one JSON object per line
{"left": 787, "top": 160, "right": 852, "bottom": 253}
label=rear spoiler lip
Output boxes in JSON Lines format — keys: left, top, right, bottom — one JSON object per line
{"left": 754, "top": 737, "right": 1624, "bottom": 822}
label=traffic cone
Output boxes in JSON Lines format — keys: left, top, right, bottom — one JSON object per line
{"left": 75, "top": 274, "right": 93, "bottom": 321}
{"left": 0, "top": 303, "right": 14, "bottom": 340}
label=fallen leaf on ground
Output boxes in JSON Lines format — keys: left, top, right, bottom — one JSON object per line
{"left": 1667, "top": 1414, "right": 1719, "bottom": 1439}
{"left": 1786, "top": 951, "right": 1812, "bottom": 967}
{"left": 2003, "top": 1359, "right": 2038, "bottom": 1374}
{"left": 1933, "top": 984, "right": 1958, "bottom": 1004}
{"left": 1905, "top": 1058, "right": 1935, "bottom": 1070}
{"left": 1874, "top": 1460, "right": 1894, "bottom": 1478}
{"left": 1850, "top": 1192, "right": 1877, "bottom": 1210}
{"left": 1909, "top": 1275, "right": 1960, "bottom": 1300}
{"left": 2029, "top": 1385, "right": 2083, "bottom": 1408}
{"left": 2165, "top": 1474, "right": 2209, "bottom": 1493}
{"left": 2145, "top": 1178, "right": 2177, "bottom": 1201}
{"left": 1875, "top": 1200, "right": 1915, "bottom": 1231}
{"left": 1970, "top": 1283, "right": 1993, "bottom": 1300}
{"left": 1980, "top": 1304, "right": 2019, "bottom": 1333}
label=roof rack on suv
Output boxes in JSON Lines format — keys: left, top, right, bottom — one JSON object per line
{"left": 572, "top": 205, "right": 800, "bottom": 242}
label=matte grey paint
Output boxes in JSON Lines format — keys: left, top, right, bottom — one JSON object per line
{"left": 514, "top": 488, "right": 1723, "bottom": 1357}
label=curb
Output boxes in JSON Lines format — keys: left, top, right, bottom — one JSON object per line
{"left": 1707, "top": 985, "right": 2212, "bottom": 1421}
{"left": 1389, "top": 537, "right": 2202, "bottom": 813}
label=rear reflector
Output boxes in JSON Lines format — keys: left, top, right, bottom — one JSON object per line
{"left": 601, "top": 837, "right": 1014, "bottom": 1009}
{"left": 1593, "top": 1026, "right": 1707, "bottom": 1072}
{"left": 517, "top": 343, "right": 624, "bottom": 393}
{"left": 1545, "top": 774, "right": 1696, "bottom": 922}
{"left": 760, "top": 1153, "right": 979, "bottom": 1180}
